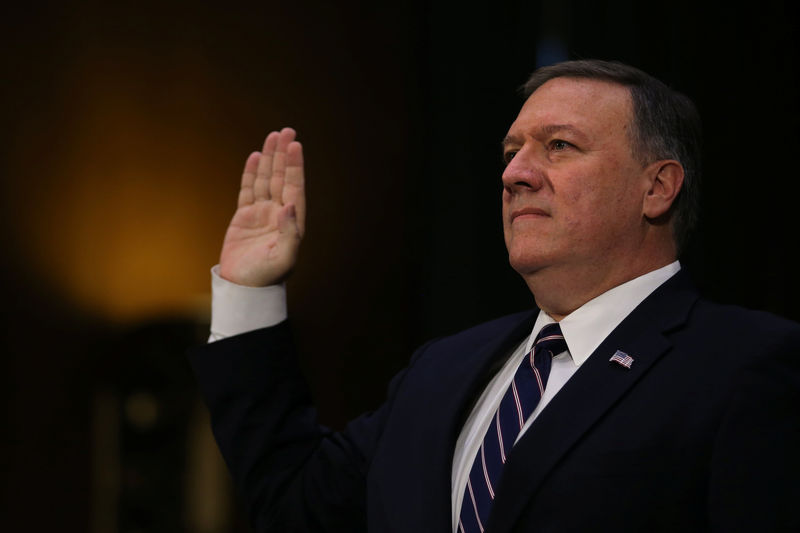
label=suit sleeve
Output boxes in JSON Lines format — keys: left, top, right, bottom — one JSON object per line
{"left": 188, "top": 321, "right": 414, "bottom": 532}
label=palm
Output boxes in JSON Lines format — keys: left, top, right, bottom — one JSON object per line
{"left": 219, "top": 128, "right": 306, "bottom": 286}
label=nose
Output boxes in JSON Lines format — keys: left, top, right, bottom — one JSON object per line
{"left": 501, "top": 147, "right": 545, "bottom": 196}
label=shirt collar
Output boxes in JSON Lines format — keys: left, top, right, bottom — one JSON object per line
{"left": 526, "top": 261, "right": 681, "bottom": 366}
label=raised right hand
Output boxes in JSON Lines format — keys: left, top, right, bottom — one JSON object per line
{"left": 219, "top": 128, "right": 306, "bottom": 286}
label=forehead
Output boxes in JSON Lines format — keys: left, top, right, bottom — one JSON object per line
{"left": 507, "top": 77, "right": 633, "bottom": 141}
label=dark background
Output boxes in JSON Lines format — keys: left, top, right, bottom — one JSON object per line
{"left": 2, "top": 0, "right": 797, "bottom": 531}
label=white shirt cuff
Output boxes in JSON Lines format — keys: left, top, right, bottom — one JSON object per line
{"left": 208, "top": 265, "right": 288, "bottom": 342}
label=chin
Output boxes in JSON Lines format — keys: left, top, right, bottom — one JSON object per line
{"left": 507, "top": 248, "right": 550, "bottom": 277}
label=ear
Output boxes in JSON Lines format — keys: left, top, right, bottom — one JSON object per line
{"left": 643, "top": 160, "right": 684, "bottom": 219}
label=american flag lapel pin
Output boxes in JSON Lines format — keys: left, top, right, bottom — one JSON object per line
{"left": 609, "top": 350, "right": 634, "bottom": 369}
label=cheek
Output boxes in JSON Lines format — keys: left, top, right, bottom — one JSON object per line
{"left": 560, "top": 187, "right": 592, "bottom": 229}
{"left": 560, "top": 186, "right": 614, "bottom": 241}
{"left": 567, "top": 172, "right": 627, "bottom": 213}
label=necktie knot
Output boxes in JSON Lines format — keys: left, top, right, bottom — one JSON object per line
{"left": 533, "top": 323, "right": 567, "bottom": 360}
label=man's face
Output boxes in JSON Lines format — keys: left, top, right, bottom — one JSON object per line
{"left": 502, "top": 77, "right": 651, "bottom": 279}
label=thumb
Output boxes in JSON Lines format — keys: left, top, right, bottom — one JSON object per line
{"left": 277, "top": 204, "right": 300, "bottom": 238}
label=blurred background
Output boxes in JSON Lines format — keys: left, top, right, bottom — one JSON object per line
{"left": 1, "top": 0, "right": 797, "bottom": 531}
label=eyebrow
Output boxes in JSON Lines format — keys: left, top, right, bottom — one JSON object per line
{"left": 541, "top": 124, "right": 587, "bottom": 139}
{"left": 501, "top": 134, "right": 523, "bottom": 148}
{"left": 502, "top": 124, "right": 589, "bottom": 149}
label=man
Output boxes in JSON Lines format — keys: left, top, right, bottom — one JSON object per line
{"left": 189, "top": 60, "right": 800, "bottom": 532}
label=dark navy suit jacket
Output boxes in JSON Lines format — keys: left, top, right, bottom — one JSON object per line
{"left": 189, "top": 271, "right": 800, "bottom": 532}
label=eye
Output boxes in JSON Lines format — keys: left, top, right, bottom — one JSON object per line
{"left": 503, "top": 150, "right": 518, "bottom": 164}
{"left": 551, "top": 139, "right": 571, "bottom": 151}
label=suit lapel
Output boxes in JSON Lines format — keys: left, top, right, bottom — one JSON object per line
{"left": 376, "top": 310, "right": 538, "bottom": 532}
{"left": 446, "top": 312, "right": 541, "bottom": 431}
{"left": 487, "top": 271, "right": 699, "bottom": 533}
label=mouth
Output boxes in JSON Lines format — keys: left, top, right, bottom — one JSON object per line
{"left": 510, "top": 207, "right": 549, "bottom": 221}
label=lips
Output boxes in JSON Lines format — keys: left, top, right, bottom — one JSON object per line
{"left": 510, "top": 207, "right": 549, "bottom": 221}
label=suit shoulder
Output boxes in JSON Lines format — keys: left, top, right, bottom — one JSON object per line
{"left": 691, "top": 298, "right": 800, "bottom": 335}
{"left": 685, "top": 298, "right": 800, "bottom": 362}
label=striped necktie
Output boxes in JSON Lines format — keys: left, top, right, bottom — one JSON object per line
{"left": 458, "top": 323, "right": 567, "bottom": 533}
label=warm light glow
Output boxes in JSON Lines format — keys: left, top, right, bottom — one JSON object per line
{"left": 12, "top": 51, "right": 249, "bottom": 321}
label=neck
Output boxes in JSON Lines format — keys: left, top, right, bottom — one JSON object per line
{"left": 523, "top": 252, "right": 677, "bottom": 321}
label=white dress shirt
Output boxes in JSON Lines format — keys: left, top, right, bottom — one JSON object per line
{"left": 208, "top": 265, "right": 287, "bottom": 341}
{"left": 448, "top": 261, "right": 680, "bottom": 530}
{"left": 206, "top": 261, "right": 681, "bottom": 532}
